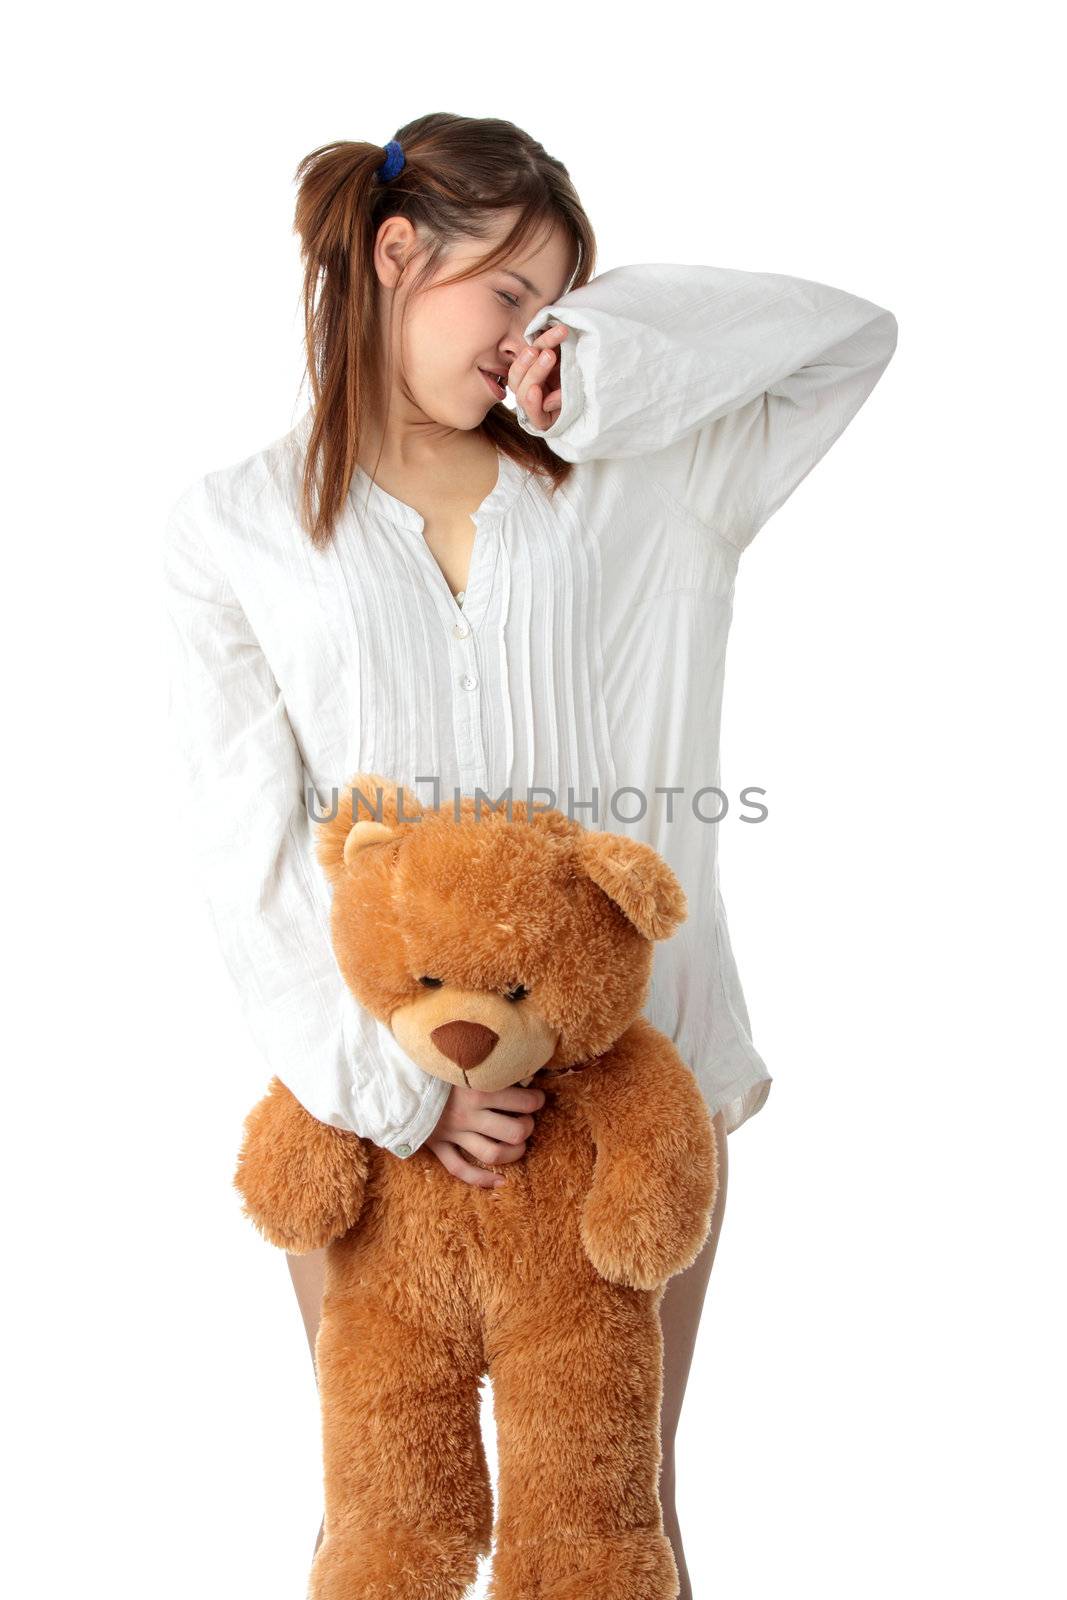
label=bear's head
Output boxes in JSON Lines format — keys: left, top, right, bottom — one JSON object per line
{"left": 314, "top": 773, "right": 688, "bottom": 1092}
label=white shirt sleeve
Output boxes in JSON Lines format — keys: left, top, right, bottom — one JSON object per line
{"left": 160, "top": 481, "right": 450, "bottom": 1157}
{"left": 514, "top": 261, "right": 898, "bottom": 551}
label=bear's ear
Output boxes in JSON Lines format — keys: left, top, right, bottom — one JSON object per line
{"left": 342, "top": 819, "right": 396, "bottom": 869}
{"left": 572, "top": 831, "right": 688, "bottom": 942}
{"left": 314, "top": 771, "right": 423, "bottom": 884}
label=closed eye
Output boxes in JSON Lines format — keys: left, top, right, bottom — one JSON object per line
{"left": 504, "top": 984, "right": 529, "bottom": 1003}
{"left": 419, "top": 976, "right": 444, "bottom": 988}
{"left": 496, "top": 290, "right": 521, "bottom": 308}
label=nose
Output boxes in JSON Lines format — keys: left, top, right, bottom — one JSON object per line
{"left": 430, "top": 1019, "right": 500, "bottom": 1068}
{"left": 501, "top": 316, "right": 532, "bottom": 363}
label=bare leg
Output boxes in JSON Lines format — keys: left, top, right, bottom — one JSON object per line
{"left": 657, "top": 1109, "right": 729, "bottom": 1600}
{"left": 287, "top": 1247, "right": 327, "bottom": 1556}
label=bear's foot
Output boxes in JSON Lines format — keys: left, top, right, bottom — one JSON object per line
{"left": 488, "top": 1525, "right": 678, "bottom": 1600}
{"left": 309, "top": 1521, "right": 483, "bottom": 1599}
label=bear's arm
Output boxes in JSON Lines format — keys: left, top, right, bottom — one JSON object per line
{"left": 233, "top": 1076, "right": 371, "bottom": 1253}
{"left": 570, "top": 1020, "right": 719, "bottom": 1291}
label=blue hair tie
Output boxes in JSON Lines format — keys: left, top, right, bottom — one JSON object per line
{"left": 375, "top": 139, "right": 405, "bottom": 183}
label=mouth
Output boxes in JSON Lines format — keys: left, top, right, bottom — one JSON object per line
{"left": 479, "top": 367, "right": 508, "bottom": 400}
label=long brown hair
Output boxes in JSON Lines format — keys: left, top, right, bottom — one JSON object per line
{"left": 292, "top": 113, "right": 597, "bottom": 549}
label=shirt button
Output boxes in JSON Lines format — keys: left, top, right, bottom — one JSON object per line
{"left": 395, "top": 1142, "right": 411, "bottom": 1157}
{"left": 460, "top": 673, "right": 477, "bottom": 690}
{"left": 452, "top": 621, "right": 470, "bottom": 639}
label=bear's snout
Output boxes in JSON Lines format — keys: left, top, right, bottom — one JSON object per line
{"left": 430, "top": 1019, "right": 499, "bottom": 1069}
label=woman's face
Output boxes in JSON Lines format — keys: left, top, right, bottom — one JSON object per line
{"left": 373, "top": 208, "right": 576, "bottom": 434}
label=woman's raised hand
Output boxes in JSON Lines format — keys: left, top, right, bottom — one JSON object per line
{"left": 425, "top": 1081, "right": 547, "bottom": 1188}
{"left": 508, "top": 323, "right": 569, "bottom": 429}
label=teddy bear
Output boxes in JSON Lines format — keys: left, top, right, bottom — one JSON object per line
{"left": 233, "top": 772, "right": 719, "bottom": 1600}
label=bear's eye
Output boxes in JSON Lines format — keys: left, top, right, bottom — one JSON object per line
{"left": 418, "top": 976, "right": 444, "bottom": 988}
{"left": 504, "top": 983, "right": 529, "bottom": 1003}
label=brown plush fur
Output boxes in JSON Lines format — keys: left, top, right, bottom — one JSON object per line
{"left": 234, "top": 773, "right": 719, "bottom": 1598}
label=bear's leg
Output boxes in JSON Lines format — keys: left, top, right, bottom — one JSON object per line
{"left": 309, "top": 1283, "right": 492, "bottom": 1600}
{"left": 486, "top": 1279, "right": 678, "bottom": 1600}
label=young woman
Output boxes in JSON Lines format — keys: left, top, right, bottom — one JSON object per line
{"left": 163, "top": 113, "right": 897, "bottom": 1599}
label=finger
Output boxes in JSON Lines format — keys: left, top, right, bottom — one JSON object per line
{"left": 429, "top": 1139, "right": 507, "bottom": 1189}
{"left": 507, "top": 324, "right": 568, "bottom": 390}
{"left": 479, "top": 1110, "right": 535, "bottom": 1145}
{"left": 507, "top": 347, "right": 537, "bottom": 394}
{"left": 484, "top": 1087, "right": 546, "bottom": 1113}
{"left": 484, "top": 1138, "right": 527, "bottom": 1164}
{"left": 530, "top": 323, "right": 569, "bottom": 350}
{"left": 456, "top": 1126, "right": 528, "bottom": 1164}
{"left": 518, "top": 377, "right": 552, "bottom": 430}
{"left": 512, "top": 348, "right": 558, "bottom": 415}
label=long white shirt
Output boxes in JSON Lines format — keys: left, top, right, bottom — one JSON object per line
{"left": 161, "top": 261, "right": 897, "bottom": 1157}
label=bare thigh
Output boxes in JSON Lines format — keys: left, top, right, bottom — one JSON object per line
{"left": 287, "top": 1247, "right": 327, "bottom": 1379}
{"left": 658, "top": 1109, "right": 729, "bottom": 1477}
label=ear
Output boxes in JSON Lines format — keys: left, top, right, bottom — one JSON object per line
{"left": 573, "top": 830, "right": 688, "bottom": 941}
{"left": 314, "top": 770, "right": 423, "bottom": 884}
{"left": 342, "top": 819, "right": 395, "bottom": 869}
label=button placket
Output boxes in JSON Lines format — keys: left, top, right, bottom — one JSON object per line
{"left": 450, "top": 604, "right": 485, "bottom": 785}
{"left": 348, "top": 449, "right": 522, "bottom": 800}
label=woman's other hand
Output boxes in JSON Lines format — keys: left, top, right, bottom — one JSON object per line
{"left": 425, "top": 1082, "right": 547, "bottom": 1187}
{"left": 509, "top": 324, "right": 568, "bottom": 428}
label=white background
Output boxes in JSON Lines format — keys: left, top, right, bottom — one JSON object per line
{"left": 4, "top": 3, "right": 1063, "bottom": 1596}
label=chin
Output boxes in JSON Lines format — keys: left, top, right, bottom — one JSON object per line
{"left": 424, "top": 400, "right": 487, "bottom": 431}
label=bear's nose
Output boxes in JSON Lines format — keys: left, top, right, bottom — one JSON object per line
{"left": 430, "top": 1019, "right": 499, "bottom": 1068}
